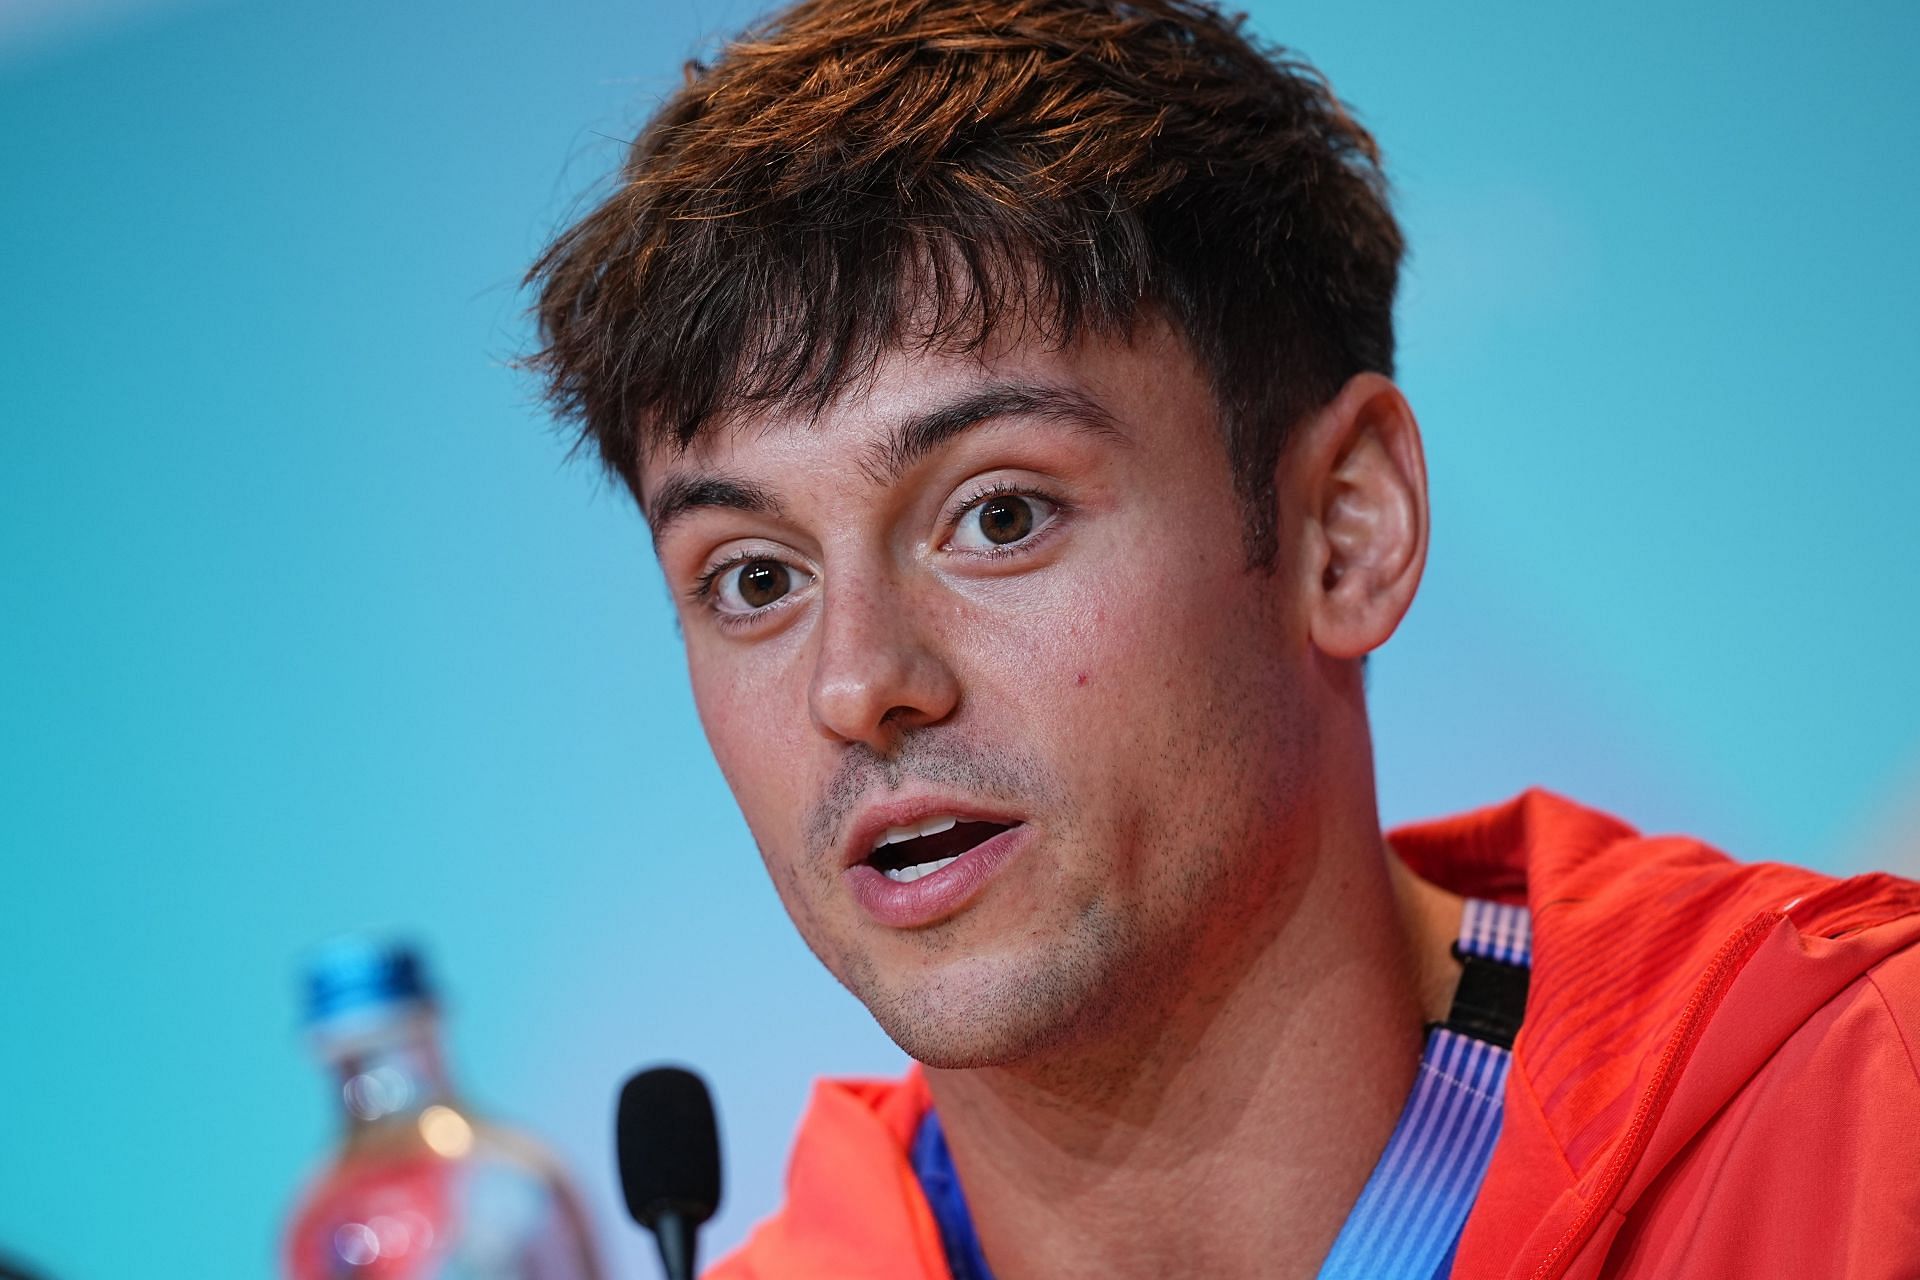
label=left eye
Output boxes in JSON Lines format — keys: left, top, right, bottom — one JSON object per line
{"left": 950, "top": 493, "right": 1057, "bottom": 552}
{"left": 713, "top": 557, "right": 806, "bottom": 614}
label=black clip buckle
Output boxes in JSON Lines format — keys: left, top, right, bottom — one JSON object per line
{"left": 1437, "top": 945, "right": 1530, "bottom": 1050}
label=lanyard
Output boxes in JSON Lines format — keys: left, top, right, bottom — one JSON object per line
{"left": 910, "top": 899, "right": 1532, "bottom": 1280}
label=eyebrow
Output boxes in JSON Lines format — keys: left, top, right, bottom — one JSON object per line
{"left": 644, "top": 381, "right": 1126, "bottom": 542}
{"left": 645, "top": 475, "right": 785, "bottom": 543}
{"left": 862, "top": 382, "right": 1127, "bottom": 485}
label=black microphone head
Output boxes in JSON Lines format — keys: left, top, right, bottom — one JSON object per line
{"left": 617, "top": 1065, "right": 722, "bottom": 1230}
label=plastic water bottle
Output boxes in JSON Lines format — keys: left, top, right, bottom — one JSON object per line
{"left": 283, "top": 939, "right": 603, "bottom": 1279}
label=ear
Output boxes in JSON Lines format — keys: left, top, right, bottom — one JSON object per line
{"left": 1290, "top": 372, "right": 1429, "bottom": 660}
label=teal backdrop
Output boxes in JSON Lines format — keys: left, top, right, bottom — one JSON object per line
{"left": 2, "top": 1, "right": 1915, "bottom": 1276}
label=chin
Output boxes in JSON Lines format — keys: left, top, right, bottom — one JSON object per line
{"left": 875, "top": 995, "right": 1076, "bottom": 1071}
{"left": 843, "top": 935, "right": 1125, "bottom": 1070}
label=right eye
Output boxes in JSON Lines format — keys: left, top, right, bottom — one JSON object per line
{"left": 712, "top": 557, "right": 806, "bottom": 616}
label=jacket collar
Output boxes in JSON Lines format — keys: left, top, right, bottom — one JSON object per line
{"left": 1405, "top": 790, "right": 1920, "bottom": 1278}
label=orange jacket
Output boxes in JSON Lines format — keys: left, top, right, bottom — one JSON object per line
{"left": 710, "top": 791, "right": 1920, "bottom": 1279}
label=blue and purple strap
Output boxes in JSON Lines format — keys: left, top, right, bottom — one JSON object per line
{"left": 911, "top": 1104, "right": 996, "bottom": 1280}
{"left": 1315, "top": 898, "right": 1532, "bottom": 1280}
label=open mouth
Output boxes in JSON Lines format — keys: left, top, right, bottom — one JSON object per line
{"left": 866, "top": 817, "right": 1014, "bottom": 884}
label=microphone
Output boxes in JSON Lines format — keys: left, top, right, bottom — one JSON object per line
{"left": 617, "top": 1066, "right": 723, "bottom": 1280}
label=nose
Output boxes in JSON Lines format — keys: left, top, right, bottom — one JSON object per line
{"left": 807, "top": 574, "right": 961, "bottom": 752}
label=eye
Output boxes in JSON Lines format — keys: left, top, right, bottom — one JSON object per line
{"left": 711, "top": 557, "right": 806, "bottom": 615}
{"left": 950, "top": 491, "right": 1058, "bottom": 552}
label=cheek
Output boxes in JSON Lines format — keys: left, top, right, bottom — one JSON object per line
{"left": 950, "top": 561, "right": 1174, "bottom": 749}
{"left": 952, "top": 521, "right": 1282, "bottom": 800}
{"left": 978, "top": 525, "right": 1247, "bottom": 693}
{"left": 686, "top": 639, "right": 813, "bottom": 831}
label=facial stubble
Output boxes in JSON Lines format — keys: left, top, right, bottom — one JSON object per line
{"left": 774, "top": 656, "right": 1305, "bottom": 1072}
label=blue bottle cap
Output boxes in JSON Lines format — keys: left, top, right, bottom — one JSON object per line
{"left": 301, "top": 936, "right": 434, "bottom": 1031}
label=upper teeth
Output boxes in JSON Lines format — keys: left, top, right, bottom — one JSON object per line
{"left": 872, "top": 815, "right": 959, "bottom": 850}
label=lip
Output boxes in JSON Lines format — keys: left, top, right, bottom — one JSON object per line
{"left": 841, "top": 795, "right": 1026, "bottom": 871}
{"left": 844, "top": 821, "right": 1033, "bottom": 929}
{"left": 838, "top": 795, "right": 1031, "bottom": 930}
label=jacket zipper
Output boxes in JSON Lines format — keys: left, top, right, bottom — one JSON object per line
{"left": 1527, "top": 909, "right": 1783, "bottom": 1280}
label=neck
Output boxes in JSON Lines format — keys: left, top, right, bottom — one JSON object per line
{"left": 924, "top": 809, "right": 1462, "bottom": 1280}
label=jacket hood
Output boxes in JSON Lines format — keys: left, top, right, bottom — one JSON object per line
{"left": 1399, "top": 790, "right": 1920, "bottom": 1279}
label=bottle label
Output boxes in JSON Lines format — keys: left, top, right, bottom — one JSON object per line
{"left": 285, "top": 1153, "right": 452, "bottom": 1279}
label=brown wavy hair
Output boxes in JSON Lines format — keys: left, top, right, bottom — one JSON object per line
{"left": 525, "top": 0, "right": 1402, "bottom": 566}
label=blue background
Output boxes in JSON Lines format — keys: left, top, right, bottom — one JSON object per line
{"left": 2, "top": 0, "right": 1915, "bottom": 1275}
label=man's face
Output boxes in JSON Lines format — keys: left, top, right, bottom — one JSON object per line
{"left": 645, "top": 319, "right": 1321, "bottom": 1068}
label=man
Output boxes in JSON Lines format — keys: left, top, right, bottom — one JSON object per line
{"left": 525, "top": 0, "right": 1920, "bottom": 1275}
